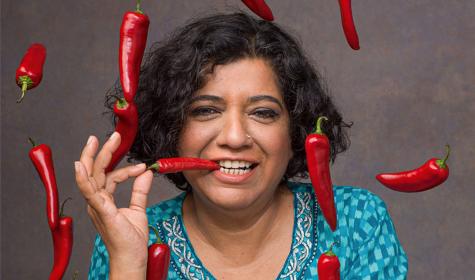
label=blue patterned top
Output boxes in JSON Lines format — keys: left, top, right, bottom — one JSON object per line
{"left": 88, "top": 182, "right": 408, "bottom": 279}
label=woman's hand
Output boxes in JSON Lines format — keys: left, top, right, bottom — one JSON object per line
{"left": 74, "top": 132, "right": 153, "bottom": 279}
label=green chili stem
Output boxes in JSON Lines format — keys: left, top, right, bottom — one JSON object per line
{"left": 149, "top": 225, "right": 163, "bottom": 244}
{"left": 17, "top": 76, "right": 33, "bottom": 103}
{"left": 136, "top": 0, "right": 143, "bottom": 14}
{"left": 437, "top": 144, "right": 451, "bottom": 168}
{"left": 116, "top": 98, "right": 128, "bottom": 109}
{"left": 147, "top": 162, "right": 159, "bottom": 171}
{"left": 315, "top": 116, "right": 328, "bottom": 134}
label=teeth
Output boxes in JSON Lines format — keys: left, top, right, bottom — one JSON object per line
{"left": 219, "top": 166, "right": 252, "bottom": 175}
{"left": 219, "top": 160, "right": 253, "bottom": 168}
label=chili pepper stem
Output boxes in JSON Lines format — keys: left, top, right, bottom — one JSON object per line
{"left": 315, "top": 116, "right": 328, "bottom": 134}
{"left": 17, "top": 76, "right": 33, "bottom": 103}
{"left": 60, "top": 197, "right": 72, "bottom": 217}
{"left": 28, "top": 137, "right": 37, "bottom": 147}
{"left": 116, "top": 98, "right": 128, "bottom": 109}
{"left": 147, "top": 162, "right": 159, "bottom": 171}
{"left": 136, "top": 0, "right": 143, "bottom": 14}
{"left": 436, "top": 144, "right": 451, "bottom": 168}
{"left": 149, "top": 225, "right": 164, "bottom": 244}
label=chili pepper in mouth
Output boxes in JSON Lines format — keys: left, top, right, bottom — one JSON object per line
{"left": 105, "top": 98, "right": 139, "bottom": 173}
{"left": 50, "top": 198, "right": 74, "bottom": 280}
{"left": 147, "top": 157, "right": 220, "bottom": 174}
{"left": 338, "top": 0, "right": 360, "bottom": 50}
{"left": 120, "top": 0, "right": 150, "bottom": 103}
{"left": 305, "top": 116, "right": 338, "bottom": 231}
{"left": 241, "top": 0, "right": 274, "bottom": 21}
{"left": 15, "top": 43, "right": 46, "bottom": 103}
{"left": 146, "top": 225, "right": 170, "bottom": 280}
{"left": 318, "top": 242, "right": 341, "bottom": 280}
{"left": 29, "top": 138, "right": 59, "bottom": 231}
{"left": 376, "top": 145, "right": 450, "bottom": 192}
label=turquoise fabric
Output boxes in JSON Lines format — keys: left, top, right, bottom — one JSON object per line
{"left": 88, "top": 182, "right": 408, "bottom": 279}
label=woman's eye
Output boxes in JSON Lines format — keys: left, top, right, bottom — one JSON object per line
{"left": 190, "top": 107, "right": 219, "bottom": 117}
{"left": 252, "top": 109, "right": 279, "bottom": 120}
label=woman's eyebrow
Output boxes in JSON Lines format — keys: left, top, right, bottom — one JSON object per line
{"left": 248, "top": 95, "right": 283, "bottom": 110}
{"left": 189, "top": 95, "right": 224, "bottom": 104}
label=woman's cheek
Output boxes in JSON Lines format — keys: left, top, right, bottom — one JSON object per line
{"left": 178, "top": 121, "right": 221, "bottom": 156}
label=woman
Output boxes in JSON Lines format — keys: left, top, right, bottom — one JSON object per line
{"left": 77, "top": 12, "right": 408, "bottom": 279}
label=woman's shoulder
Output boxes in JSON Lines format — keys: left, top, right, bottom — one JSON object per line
{"left": 146, "top": 192, "right": 186, "bottom": 225}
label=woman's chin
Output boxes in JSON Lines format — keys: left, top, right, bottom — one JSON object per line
{"left": 202, "top": 187, "right": 260, "bottom": 211}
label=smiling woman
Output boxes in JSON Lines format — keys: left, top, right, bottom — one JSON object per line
{"left": 77, "top": 12, "right": 408, "bottom": 279}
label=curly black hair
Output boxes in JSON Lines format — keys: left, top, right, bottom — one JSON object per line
{"left": 105, "top": 12, "right": 352, "bottom": 192}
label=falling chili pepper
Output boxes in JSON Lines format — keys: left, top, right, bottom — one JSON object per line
{"left": 120, "top": 0, "right": 150, "bottom": 103}
{"left": 147, "top": 157, "right": 220, "bottom": 174}
{"left": 318, "top": 242, "right": 341, "bottom": 280}
{"left": 146, "top": 225, "right": 170, "bottom": 280}
{"left": 241, "top": 0, "right": 274, "bottom": 21}
{"left": 29, "top": 138, "right": 59, "bottom": 231}
{"left": 15, "top": 43, "right": 47, "bottom": 103}
{"left": 338, "top": 0, "right": 360, "bottom": 50}
{"left": 376, "top": 145, "right": 450, "bottom": 192}
{"left": 305, "top": 116, "right": 338, "bottom": 231}
{"left": 50, "top": 198, "right": 74, "bottom": 280}
{"left": 105, "top": 98, "right": 139, "bottom": 173}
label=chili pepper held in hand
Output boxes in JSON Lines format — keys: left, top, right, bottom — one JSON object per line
{"left": 148, "top": 158, "right": 220, "bottom": 174}
{"left": 376, "top": 145, "right": 450, "bottom": 192}
{"left": 241, "top": 0, "right": 274, "bottom": 21}
{"left": 50, "top": 198, "right": 74, "bottom": 280}
{"left": 147, "top": 225, "right": 170, "bottom": 280}
{"left": 29, "top": 138, "right": 59, "bottom": 231}
{"left": 305, "top": 116, "right": 338, "bottom": 231}
{"left": 120, "top": 0, "right": 150, "bottom": 103}
{"left": 15, "top": 43, "right": 47, "bottom": 103}
{"left": 338, "top": 0, "right": 360, "bottom": 50}
{"left": 318, "top": 242, "right": 341, "bottom": 280}
{"left": 105, "top": 98, "right": 139, "bottom": 173}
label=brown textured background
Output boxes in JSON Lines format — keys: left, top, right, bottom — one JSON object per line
{"left": 1, "top": 0, "right": 474, "bottom": 279}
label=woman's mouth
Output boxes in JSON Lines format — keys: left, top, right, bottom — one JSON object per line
{"left": 218, "top": 160, "right": 258, "bottom": 175}
{"left": 211, "top": 160, "right": 258, "bottom": 184}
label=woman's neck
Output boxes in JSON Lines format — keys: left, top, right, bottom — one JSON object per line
{"left": 182, "top": 184, "right": 293, "bottom": 265}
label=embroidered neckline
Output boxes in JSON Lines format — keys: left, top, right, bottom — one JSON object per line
{"left": 156, "top": 187, "right": 318, "bottom": 279}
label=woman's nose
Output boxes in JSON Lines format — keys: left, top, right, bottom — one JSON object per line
{"left": 215, "top": 113, "right": 252, "bottom": 149}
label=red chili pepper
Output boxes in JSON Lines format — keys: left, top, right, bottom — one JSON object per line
{"left": 105, "top": 98, "right": 139, "bottom": 173}
{"left": 148, "top": 158, "right": 220, "bottom": 174}
{"left": 146, "top": 225, "right": 170, "bottom": 280}
{"left": 50, "top": 198, "right": 74, "bottom": 280}
{"left": 318, "top": 242, "right": 341, "bottom": 280}
{"left": 305, "top": 116, "right": 338, "bottom": 231}
{"left": 338, "top": 0, "right": 360, "bottom": 50}
{"left": 241, "top": 0, "right": 274, "bottom": 21}
{"left": 120, "top": 0, "right": 150, "bottom": 103}
{"left": 15, "top": 43, "right": 47, "bottom": 103}
{"left": 29, "top": 138, "right": 59, "bottom": 231}
{"left": 376, "top": 145, "right": 450, "bottom": 192}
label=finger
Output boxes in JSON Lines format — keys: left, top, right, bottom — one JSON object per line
{"left": 75, "top": 161, "right": 97, "bottom": 199}
{"left": 75, "top": 161, "right": 108, "bottom": 215}
{"left": 79, "top": 135, "right": 99, "bottom": 177}
{"left": 92, "top": 132, "right": 121, "bottom": 188}
{"left": 129, "top": 170, "right": 154, "bottom": 212}
{"left": 105, "top": 163, "right": 147, "bottom": 194}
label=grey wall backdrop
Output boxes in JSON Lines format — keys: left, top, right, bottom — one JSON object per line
{"left": 2, "top": 0, "right": 474, "bottom": 279}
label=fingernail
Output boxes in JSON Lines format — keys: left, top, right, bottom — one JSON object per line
{"left": 86, "top": 136, "right": 93, "bottom": 145}
{"left": 135, "top": 163, "right": 146, "bottom": 169}
{"left": 74, "top": 161, "right": 80, "bottom": 172}
{"left": 110, "top": 132, "right": 119, "bottom": 140}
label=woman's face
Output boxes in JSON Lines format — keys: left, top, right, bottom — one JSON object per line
{"left": 177, "top": 58, "right": 293, "bottom": 211}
